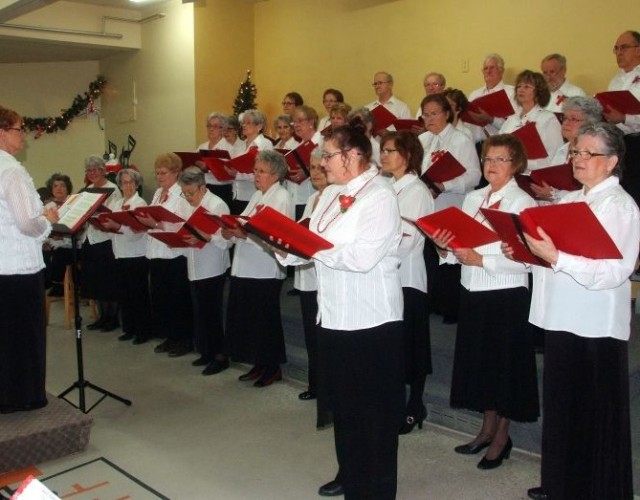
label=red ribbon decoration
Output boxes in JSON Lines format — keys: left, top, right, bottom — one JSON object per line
{"left": 338, "top": 195, "right": 356, "bottom": 213}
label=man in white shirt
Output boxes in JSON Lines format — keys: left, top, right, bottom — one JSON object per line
{"left": 467, "top": 54, "right": 517, "bottom": 139}
{"left": 365, "top": 71, "right": 411, "bottom": 120}
{"left": 540, "top": 54, "right": 586, "bottom": 113}
{"left": 415, "top": 72, "right": 447, "bottom": 117}
{"left": 605, "top": 30, "right": 640, "bottom": 134}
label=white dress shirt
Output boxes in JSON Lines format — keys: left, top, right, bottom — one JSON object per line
{"left": 279, "top": 166, "right": 403, "bottom": 330}
{"left": 608, "top": 63, "right": 640, "bottom": 134}
{"left": 145, "top": 183, "right": 192, "bottom": 260}
{"left": 366, "top": 96, "right": 412, "bottom": 120}
{"left": 197, "top": 138, "right": 234, "bottom": 187}
{"left": 233, "top": 134, "right": 274, "bottom": 202}
{"left": 0, "top": 150, "right": 50, "bottom": 274}
{"left": 544, "top": 80, "right": 587, "bottom": 113}
{"left": 419, "top": 123, "right": 482, "bottom": 211}
{"left": 183, "top": 190, "right": 231, "bottom": 281}
{"left": 529, "top": 176, "right": 640, "bottom": 340}
{"left": 286, "top": 131, "right": 322, "bottom": 205}
{"left": 468, "top": 81, "right": 518, "bottom": 139}
{"left": 441, "top": 178, "right": 536, "bottom": 291}
{"left": 393, "top": 173, "right": 434, "bottom": 292}
{"left": 110, "top": 192, "right": 148, "bottom": 259}
{"left": 499, "top": 105, "right": 564, "bottom": 173}
{"left": 85, "top": 180, "right": 122, "bottom": 245}
{"left": 231, "top": 181, "right": 294, "bottom": 279}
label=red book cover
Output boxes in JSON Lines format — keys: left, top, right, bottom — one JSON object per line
{"left": 186, "top": 206, "right": 222, "bottom": 235}
{"left": 370, "top": 105, "right": 397, "bottom": 133}
{"left": 393, "top": 119, "right": 423, "bottom": 131}
{"left": 52, "top": 189, "right": 114, "bottom": 234}
{"left": 244, "top": 206, "right": 333, "bottom": 259}
{"left": 420, "top": 151, "right": 466, "bottom": 191}
{"left": 515, "top": 174, "right": 539, "bottom": 199}
{"left": 228, "top": 147, "right": 258, "bottom": 174}
{"left": 530, "top": 162, "right": 581, "bottom": 191}
{"left": 511, "top": 122, "right": 548, "bottom": 160}
{"left": 174, "top": 151, "right": 202, "bottom": 169}
{"left": 460, "top": 89, "right": 515, "bottom": 125}
{"left": 206, "top": 213, "right": 247, "bottom": 230}
{"left": 132, "top": 205, "right": 185, "bottom": 224}
{"left": 87, "top": 216, "right": 120, "bottom": 233}
{"left": 99, "top": 210, "right": 149, "bottom": 232}
{"left": 201, "top": 157, "right": 235, "bottom": 181}
{"left": 149, "top": 228, "right": 206, "bottom": 249}
{"left": 200, "top": 149, "right": 231, "bottom": 160}
{"left": 482, "top": 202, "right": 622, "bottom": 265}
{"left": 409, "top": 206, "right": 500, "bottom": 250}
{"left": 284, "top": 140, "right": 315, "bottom": 183}
{"left": 595, "top": 90, "right": 640, "bottom": 115}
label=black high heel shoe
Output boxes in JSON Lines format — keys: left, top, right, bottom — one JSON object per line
{"left": 454, "top": 436, "right": 492, "bottom": 454}
{"left": 399, "top": 405, "right": 427, "bottom": 435}
{"left": 477, "top": 437, "right": 512, "bottom": 470}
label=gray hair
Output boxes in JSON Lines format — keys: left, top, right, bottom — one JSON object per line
{"left": 179, "top": 166, "right": 206, "bottom": 187}
{"left": 376, "top": 71, "right": 393, "bottom": 84}
{"left": 206, "top": 112, "right": 228, "bottom": 128}
{"left": 348, "top": 107, "right": 374, "bottom": 126}
{"left": 562, "top": 96, "right": 602, "bottom": 124}
{"left": 541, "top": 53, "right": 567, "bottom": 70}
{"left": 273, "top": 114, "right": 292, "bottom": 129}
{"left": 577, "top": 123, "right": 626, "bottom": 177}
{"left": 484, "top": 53, "right": 505, "bottom": 71}
{"left": 116, "top": 168, "right": 143, "bottom": 188}
{"left": 242, "top": 109, "right": 266, "bottom": 130}
{"left": 84, "top": 155, "right": 105, "bottom": 171}
{"left": 257, "top": 150, "right": 288, "bottom": 183}
{"left": 424, "top": 72, "right": 446, "bottom": 87}
{"left": 310, "top": 145, "right": 323, "bottom": 161}
{"left": 226, "top": 115, "right": 241, "bottom": 132}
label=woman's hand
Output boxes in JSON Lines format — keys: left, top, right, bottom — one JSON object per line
{"left": 221, "top": 226, "right": 246, "bottom": 240}
{"left": 289, "top": 169, "right": 307, "bottom": 183}
{"left": 134, "top": 212, "right": 159, "bottom": 229}
{"left": 429, "top": 228, "right": 455, "bottom": 257}
{"left": 101, "top": 218, "right": 121, "bottom": 231}
{"left": 452, "top": 247, "right": 483, "bottom": 267}
{"left": 524, "top": 227, "right": 559, "bottom": 265}
{"left": 468, "top": 107, "right": 493, "bottom": 126}
{"left": 530, "top": 181, "right": 554, "bottom": 201}
{"left": 224, "top": 166, "right": 238, "bottom": 179}
{"left": 43, "top": 206, "right": 59, "bottom": 224}
{"left": 501, "top": 241, "right": 515, "bottom": 260}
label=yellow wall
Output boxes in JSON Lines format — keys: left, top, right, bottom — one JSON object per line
{"left": 193, "top": 0, "right": 254, "bottom": 144}
{"left": 194, "top": 0, "right": 640, "bottom": 135}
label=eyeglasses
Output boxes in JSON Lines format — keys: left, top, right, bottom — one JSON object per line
{"left": 372, "top": 81, "right": 390, "bottom": 86}
{"left": 613, "top": 44, "right": 640, "bottom": 53}
{"left": 321, "top": 150, "right": 346, "bottom": 161}
{"left": 381, "top": 148, "right": 398, "bottom": 155}
{"left": 4, "top": 126, "right": 25, "bottom": 133}
{"left": 282, "top": 101, "right": 295, "bottom": 106}
{"left": 425, "top": 82, "right": 443, "bottom": 88}
{"left": 481, "top": 156, "right": 512, "bottom": 165}
{"left": 180, "top": 189, "right": 202, "bottom": 199}
{"left": 568, "top": 149, "right": 610, "bottom": 160}
{"left": 562, "top": 116, "right": 585, "bottom": 124}
{"left": 206, "top": 124, "right": 222, "bottom": 129}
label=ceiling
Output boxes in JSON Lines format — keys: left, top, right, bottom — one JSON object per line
{"left": 0, "top": 0, "right": 171, "bottom": 63}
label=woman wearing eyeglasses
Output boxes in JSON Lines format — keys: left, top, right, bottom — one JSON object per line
{"left": 0, "top": 107, "right": 58, "bottom": 414}
{"left": 499, "top": 70, "right": 563, "bottom": 173}
{"left": 196, "top": 112, "right": 235, "bottom": 208}
{"left": 276, "top": 119, "right": 404, "bottom": 499}
{"left": 519, "top": 123, "right": 638, "bottom": 500}
{"left": 429, "top": 134, "right": 539, "bottom": 471}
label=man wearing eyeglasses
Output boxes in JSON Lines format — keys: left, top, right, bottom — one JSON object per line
{"left": 365, "top": 71, "right": 411, "bottom": 122}
{"left": 606, "top": 30, "right": 640, "bottom": 134}
{"left": 540, "top": 54, "right": 586, "bottom": 113}
{"left": 415, "top": 72, "right": 447, "bottom": 118}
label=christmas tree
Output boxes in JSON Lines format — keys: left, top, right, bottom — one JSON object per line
{"left": 232, "top": 70, "right": 258, "bottom": 115}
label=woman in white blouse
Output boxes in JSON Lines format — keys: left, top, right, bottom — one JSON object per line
{"left": 499, "top": 70, "right": 563, "bottom": 173}
{"left": 102, "top": 169, "right": 152, "bottom": 345}
{"left": 430, "top": 134, "right": 539, "bottom": 470}
{"left": 196, "top": 112, "right": 234, "bottom": 208}
{"left": 223, "top": 150, "right": 294, "bottom": 388}
{"left": 380, "top": 130, "right": 435, "bottom": 435}
{"left": 520, "top": 124, "right": 638, "bottom": 500}
{"left": 317, "top": 88, "right": 344, "bottom": 131}
{"left": 229, "top": 109, "right": 273, "bottom": 215}
{"left": 178, "top": 167, "right": 232, "bottom": 376}
{"left": 277, "top": 121, "right": 404, "bottom": 499}
{"left": 273, "top": 114, "right": 299, "bottom": 150}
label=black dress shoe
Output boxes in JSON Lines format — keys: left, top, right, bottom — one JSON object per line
{"left": 192, "top": 356, "right": 209, "bottom": 367}
{"left": 298, "top": 390, "right": 316, "bottom": 400}
{"left": 454, "top": 438, "right": 492, "bottom": 455}
{"left": 286, "top": 288, "right": 300, "bottom": 296}
{"left": 318, "top": 480, "right": 344, "bottom": 497}
{"left": 442, "top": 315, "right": 458, "bottom": 324}
{"left": 254, "top": 366, "right": 282, "bottom": 387}
{"left": 399, "top": 405, "right": 427, "bottom": 435}
{"left": 477, "top": 437, "right": 512, "bottom": 470}
{"left": 202, "top": 358, "right": 230, "bottom": 375}
{"left": 238, "top": 365, "right": 265, "bottom": 381}
{"left": 100, "top": 321, "right": 120, "bottom": 332}
{"left": 168, "top": 343, "right": 193, "bottom": 357}
{"left": 118, "top": 332, "right": 135, "bottom": 341}
{"left": 154, "top": 339, "right": 175, "bottom": 353}
{"left": 527, "top": 487, "right": 549, "bottom": 499}
{"left": 86, "top": 318, "right": 106, "bottom": 330}
{"left": 132, "top": 336, "right": 149, "bottom": 345}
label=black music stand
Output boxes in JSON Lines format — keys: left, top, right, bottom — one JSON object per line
{"left": 54, "top": 189, "right": 132, "bottom": 414}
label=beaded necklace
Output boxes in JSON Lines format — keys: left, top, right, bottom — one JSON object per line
{"left": 316, "top": 172, "right": 379, "bottom": 233}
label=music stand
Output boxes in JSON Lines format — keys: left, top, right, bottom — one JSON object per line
{"left": 54, "top": 188, "right": 132, "bottom": 414}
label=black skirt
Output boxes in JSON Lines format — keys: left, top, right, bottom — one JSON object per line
{"left": 0, "top": 272, "right": 47, "bottom": 412}
{"left": 541, "top": 330, "right": 633, "bottom": 499}
{"left": 402, "top": 287, "right": 432, "bottom": 381}
{"left": 226, "top": 277, "right": 286, "bottom": 365}
{"left": 450, "top": 286, "right": 539, "bottom": 422}
{"left": 81, "top": 239, "right": 118, "bottom": 300}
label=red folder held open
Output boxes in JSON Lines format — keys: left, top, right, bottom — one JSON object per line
{"left": 370, "top": 105, "right": 397, "bottom": 134}
{"left": 132, "top": 205, "right": 185, "bottom": 224}
{"left": 393, "top": 119, "right": 423, "bottom": 131}
{"left": 530, "top": 162, "right": 581, "bottom": 191}
{"left": 420, "top": 151, "right": 466, "bottom": 194}
{"left": 460, "top": 89, "right": 515, "bottom": 126}
{"left": 201, "top": 157, "right": 235, "bottom": 181}
{"left": 595, "top": 90, "right": 640, "bottom": 115}
{"left": 99, "top": 210, "right": 149, "bottom": 232}
{"left": 284, "top": 140, "right": 316, "bottom": 183}
{"left": 410, "top": 206, "right": 500, "bottom": 249}
{"left": 228, "top": 147, "right": 258, "bottom": 174}
{"left": 174, "top": 151, "right": 202, "bottom": 169}
{"left": 511, "top": 122, "right": 548, "bottom": 160}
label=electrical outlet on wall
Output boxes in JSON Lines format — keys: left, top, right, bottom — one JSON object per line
{"left": 462, "top": 59, "right": 469, "bottom": 73}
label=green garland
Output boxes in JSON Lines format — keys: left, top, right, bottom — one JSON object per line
{"left": 23, "top": 76, "right": 107, "bottom": 138}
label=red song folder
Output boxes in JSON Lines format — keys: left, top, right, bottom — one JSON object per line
{"left": 515, "top": 174, "right": 539, "bottom": 200}
{"left": 393, "top": 119, "right": 423, "bottom": 131}
{"left": 409, "top": 206, "right": 500, "bottom": 250}
{"left": 228, "top": 147, "right": 258, "bottom": 174}
{"left": 132, "top": 205, "right": 185, "bottom": 224}
{"left": 481, "top": 201, "right": 622, "bottom": 266}
{"left": 99, "top": 209, "right": 149, "bottom": 232}
{"left": 460, "top": 89, "right": 516, "bottom": 126}
{"left": 200, "top": 149, "right": 231, "bottom": 160}
{"left": 52, "top": 189, "right": 114, "bottom": 234}
{"left": 511, "top": 122, "right": 548, "bottom": 160}
{"left": 370, "top": 105, "right": 398, "bottom": 133}
{"left": 201, "top": 157, "right": 235, "bottom": 181}
{"left": 174, "top": 151, "right": 202, "bottom": 169}
{"left": 284, "top": 140, "right": 316, "bottom": 182}
{"left": 420, "top": 151, "right": 466, "bottom": 194}
{"left": 243, "top": 206, "right": 333, "bottom": 259}
{"left": 530, "top": 162, "right": 581, "bottom": 191}
{"left": 149, "top": 227, "right": 206, "bottom": 249}
{"left": 87, "top": 216, "right": 120, "bottom": 233}
{"left": 595, "top": 90, "right": 640, "bottom": 115}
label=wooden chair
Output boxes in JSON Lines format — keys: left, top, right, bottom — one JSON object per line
{"left": 45, "top": 265, "right": 97, "bottom": 329}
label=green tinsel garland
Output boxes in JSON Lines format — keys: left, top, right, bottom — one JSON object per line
{"left": 23, "top": 76, "right": 107, "bottom": 138}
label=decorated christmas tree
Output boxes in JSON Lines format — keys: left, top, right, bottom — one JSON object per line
{"left": 232, "top": 70, "right": 258, "bottom": 115}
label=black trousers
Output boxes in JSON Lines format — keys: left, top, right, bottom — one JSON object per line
{"left": 299, "top": 290, "right": 318, "bottom": 392}
{"left": 117, "top": 256, "right": 152, "bottom": 339}
{"left": 191, "top": 274, "right": 226, "bottom": 360}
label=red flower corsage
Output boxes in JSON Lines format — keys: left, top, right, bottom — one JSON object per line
{"left": 338, "top": 194, "right": 356, "bottom": 213}
{"left": 556, "top": 95, "right": 566, "bottom": 106}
